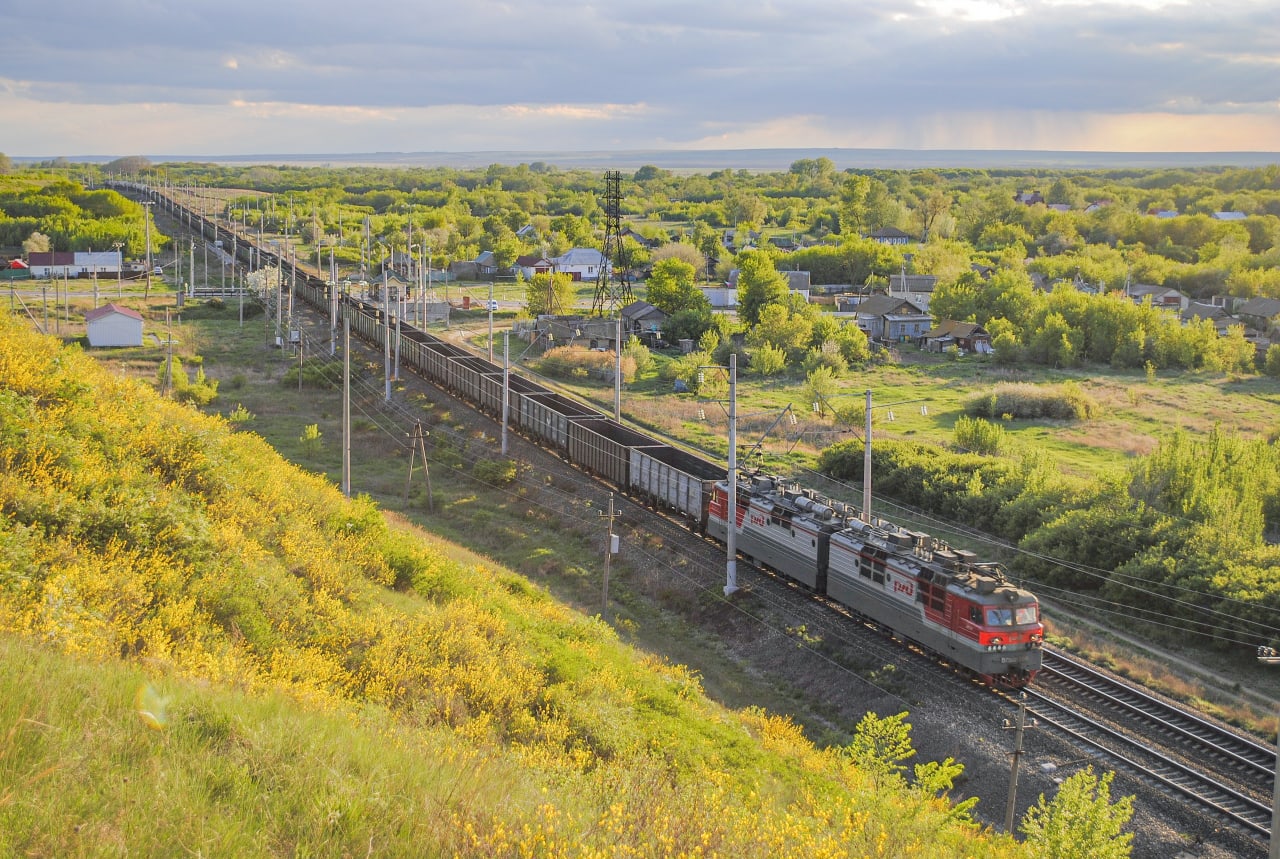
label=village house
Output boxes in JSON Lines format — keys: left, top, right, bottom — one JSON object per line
{"left": 866, "top": 226, "right": 913, "bottom": 245}
{"left": 920, "top": 320, "right": 993, "bottom": 354}
{"left": 620, "top": 300, "right": 667, "bottom": 345}
{"left": 1181, "top": 302, "right": 1238, "bottom": 336}
{"left": 886, "top": 273, "right": 937, "bottom": 311}
{"left": 1126, "top": 283, "right": 1187, "bottom": 310}
{"left": 1236, "top": 297, "right": 1280, "bottom": 337}
{"left": 28, "top": 250, "right": 124, "bottom": 279}
{"left": 516, "top": 254, "right": 553, "bottom": 280}
{"left": 553, "top": 248, "right": 609, "bottom": 281}
{"left": 852, "top": 295, "right": 932, "bottom": 343}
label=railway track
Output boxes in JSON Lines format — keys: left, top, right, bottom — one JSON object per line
{"left": 1040, "top": 650, "right": 1276, "bottom": 783}
{"left": 1024, "top": 649, "right": 1274, "bottom": 845}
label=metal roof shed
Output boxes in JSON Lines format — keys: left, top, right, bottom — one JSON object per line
{"left": 85, "top": 303, "right": 144, "bottom": 347}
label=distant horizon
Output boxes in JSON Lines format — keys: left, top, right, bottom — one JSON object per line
{"left": 16, "top": 147, "right": 1280, "bottom": 172}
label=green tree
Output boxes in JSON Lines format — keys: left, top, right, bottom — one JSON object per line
{"left": 622, "top": 335, "right": 654, "bottom": 376}
{"left": 525, "top": 271, "right": 576, "bottom": 316}
{"left": 1265, "top": 343, "right": 1280, "bottom": 378}
{"left": 693, "top": 221, "right": 722, "bottom": 281}
{"left": 644, "top": 257, "right": 706, "bottom": 316}
{"left": 843, "top": 711, "right": 915, "bottom": 788}
{"left": 747, "top": 303, "right": 812, "bottom": 362}
{"left": 736, "top": 249, "right": 789, "bottom": 325}
{"left": 1019, "top": 767, "right": 1134, "bottom": 859}
{"left": 804, "top": 366, "right": 841, "bottom": 415}
{"left": 0, "top": 152, "right": 12, "bottom": 174}
{"left": 491, "top": 236, "right": 521, "bottom": 273}
{"left": 749, "top": 343, "right": 788, "bottom": 376}
{"left": 833, "top": 322, "right": 871, "bottom": 365}
{"left": 299, "top": 424, "right": 323, "bottom": 459}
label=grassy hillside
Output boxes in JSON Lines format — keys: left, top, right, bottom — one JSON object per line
{"left": 0, "top": 309, "right": 1030, "bottom": 856}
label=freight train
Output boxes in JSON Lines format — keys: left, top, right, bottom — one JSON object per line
{"left": 296, "top": 280, "right": 1043, "bottom": 687}
{"left": 119, "top": 183, "right": 1044, "bottom": 687}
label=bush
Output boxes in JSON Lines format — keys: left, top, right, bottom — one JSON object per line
{"left": 954, "top": 415, "right": 1006, "bottom": 455}
{"left": 538, "top": 346, "right": 637, "bottom": 384}
{"left": 1266, "top": 344, "right": 1280, "bottom": 378}
{"left": 801, "top": 343, "right": 847, "bottom": 376}
{"left": 473, "top": 457, "right": 518, "bottom": 486}
{"left": 281, "top": 359, "right": 344, "bottom": 390}
{"left": 622, "top": 336, "right": 654, "bottom": 376}
{"left": 964, "top": 382, "right": 1097, "bottom": 421}
{"left": 750, "top": 343, "right": 788, "bottom": 377}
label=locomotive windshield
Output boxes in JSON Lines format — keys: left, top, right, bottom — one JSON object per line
{"left": 985, "top": 604, "right": 1039, "bottom": 626}
{"left": 985, "top": 608, "right": 1014, "bottom": 626}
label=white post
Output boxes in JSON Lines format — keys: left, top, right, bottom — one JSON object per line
{"left": 603, "top": 492, "right": 615, "bottom": 612}
{"left": 502, "top": 333, "right": 510, "bottom": 456}
{"left": 614, "top": 315, "right": 622, "bottom": 421}
{"left": 488, "top": 280, "right": 495, "bottom": 362}
{"left": 862, "top": 388, "right": 873, "bottom": 523}
{"left": 384, "top": 304, "right": 392, "bottom": 403}
{"left": 394, "top": 314, "right": 401, "bottom": 381}
{"left": 343, "top": 316, "right": 351, "bottom": 497}
{"left": 1271, "top": 703, "right": 1280, "bottom": 859}
{"left": 725, "top": 352, "right": 738, "bottom": 596}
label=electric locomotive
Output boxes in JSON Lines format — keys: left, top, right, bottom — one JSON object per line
{"left": 707, "top": 475, "right": 1042, "bottom": 686}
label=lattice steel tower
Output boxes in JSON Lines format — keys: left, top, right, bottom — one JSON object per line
{"left": 591, "top": 170, "right": 633, "bottom": 316}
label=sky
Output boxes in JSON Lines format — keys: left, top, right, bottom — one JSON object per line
{"left": 3, "top": 0, "right": 1279, "bottom": 158}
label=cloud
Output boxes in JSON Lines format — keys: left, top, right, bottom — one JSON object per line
{"left": 2, "top": 0, "right": 1277, "bottom": 156}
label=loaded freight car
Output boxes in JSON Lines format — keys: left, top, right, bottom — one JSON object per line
{"left": 517, "top": 391, "right": 599, "bottom": 452}
{"left": 447, "top": 354, "right": 503, "bottom": 406}
{"left": 567, "top": 418, "right": 664, "bottom": 490}
{"left": 629, "top": 445, "right": 724, "bottom": 532}
{"left": 417, "top": 338, "right": 472, "bottom": 387}
{"left": 499, "top": 373, "right": 551, "bottom": 431}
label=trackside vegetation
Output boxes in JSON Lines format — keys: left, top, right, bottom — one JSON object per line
{"left": 818, "top": 422, "right": 1280, "bottom": 652}
{"left": 0, "top": 309, "right": 1137, "bottom": 855}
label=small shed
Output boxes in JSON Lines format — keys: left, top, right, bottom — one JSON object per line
{"left": 85, "top": 303, "right": 144, "bottom": 347}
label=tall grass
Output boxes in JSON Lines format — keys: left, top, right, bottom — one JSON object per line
{"left": 0, "top": 308, "right": 1029, "bottom": 857}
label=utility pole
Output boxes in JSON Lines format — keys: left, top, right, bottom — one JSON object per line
{"left": 404, "top": 420, "right": 434, "bottom": 512}
{"left": 383, "top": 302, "right": 392, "bottom": 403}
{"left": 600, "top": 493, "right": 620, "bottom": 613}
{"left": 1003, "top": 695, "right": 1035, "bottom": 833}
{"left": 614, "top": 314, "right": 622, "bottom": 421}
{"left": 1257, "top": 646, "right": 1280, "bottom": 859}
{"left": 863, "top": 388, "right": 873, "bottom": 523}
{"left": 394, "top": 313, "right": 402, "bottom": 382}
{"left": 726, "top": 352, "right": 738, "bottom": 595}
{"left": 142, "top": 201, "right": 154, "bottom": 298}
{"left": 342, "top": 317, "right": 351, "bottom": 497}
{"left": 487, "top": 280, "right": 495, "bottom": 362}
{"left": 162, "top": 309, "right": 174, "bottom": 397}
{"left": 502, "top": 333, "right": 510, "bottom": 455}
